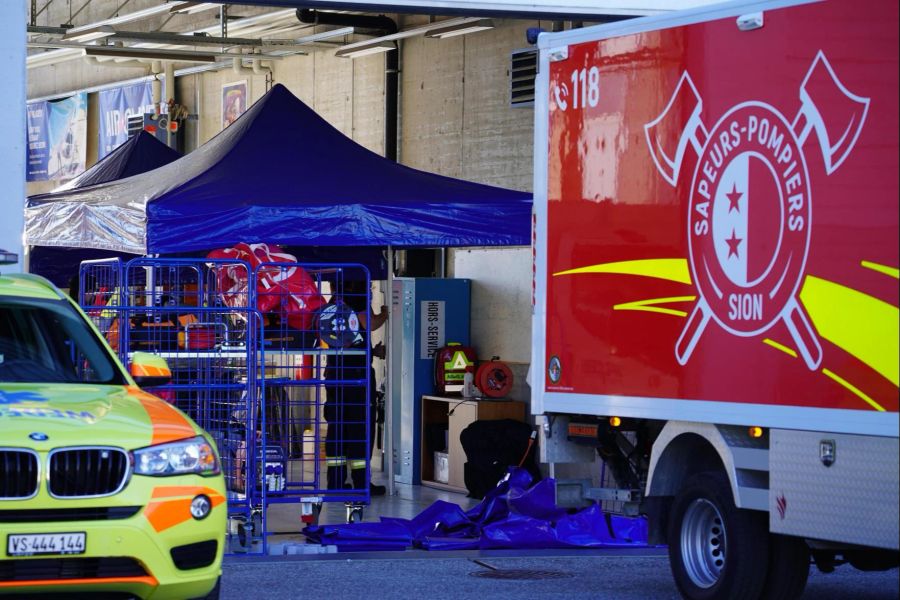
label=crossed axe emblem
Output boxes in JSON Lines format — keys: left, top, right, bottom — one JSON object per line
{"left": 644, "top": 51, "right": 870, "bottom": 370}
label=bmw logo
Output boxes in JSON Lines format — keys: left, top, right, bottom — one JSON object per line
{"left": 29, "top": 432, "right": 49, "bottom": 442}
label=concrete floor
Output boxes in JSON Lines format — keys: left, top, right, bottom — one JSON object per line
{"left": 222, "top": 551, "right": 900, "bottom": 600}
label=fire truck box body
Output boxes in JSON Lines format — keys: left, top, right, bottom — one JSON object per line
{"left": 532, "top": 0, "right": 898, "bottom": 596}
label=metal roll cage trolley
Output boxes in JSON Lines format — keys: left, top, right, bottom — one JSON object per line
{"left": 79, "top": 256, "right": 374, "bottom": 555}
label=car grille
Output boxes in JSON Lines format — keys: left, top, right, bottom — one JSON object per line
{"left": 0, "top": 506, "right": 141, "bottom": 522}
{"left": 0, "top": 450, "right": 38, "bottom": 499}
{"left": 0, "top": 557, "right": 146, "bottom": 581}
{"left": 48, "top": 448, "right": 130, "bottom": 498}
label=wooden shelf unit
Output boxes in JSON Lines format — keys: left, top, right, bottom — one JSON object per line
{"left": 420, "top": 395, "right": 525, "bottom": 494}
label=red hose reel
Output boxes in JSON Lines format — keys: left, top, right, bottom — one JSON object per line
{"left": 475, "top": 359, "right": 514, "bottom": 398}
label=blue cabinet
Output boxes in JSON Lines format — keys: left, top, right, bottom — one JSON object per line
{"left": 390, "top": 278, "right": 470, "bottom": 485}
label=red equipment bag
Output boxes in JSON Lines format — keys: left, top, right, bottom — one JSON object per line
{"left": 207, "top": 243, "right": 326, "bottom": 331}
{"left": 434, "top": 343, "right": 477, "bottom": 395}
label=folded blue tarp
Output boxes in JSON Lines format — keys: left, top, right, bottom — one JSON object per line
{"left": 303, "top": 468, "right": 648, "bottom": 552}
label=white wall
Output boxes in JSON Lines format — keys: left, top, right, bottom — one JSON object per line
{"left": 2, "top": 3, "right": 26, "bottom": 271}
{"left": 451, "top": 247, "right": 532, "bottom": 363}
{"left": 400, "top": 21, "right": 537, "bottom": 370}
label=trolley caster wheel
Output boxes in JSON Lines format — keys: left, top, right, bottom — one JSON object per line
{"left": 234, "top": 521, "right": 251, "bottom": 553}
{"left": 345, "top": 504, "right": 364, "bottom": 524}
{"left": 233, "top": 512, "right": 262, "bottom": 552}
{"left": 250, "top": 511, "right": 263, "bottom": 537}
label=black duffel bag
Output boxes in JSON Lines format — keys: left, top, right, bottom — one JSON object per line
{"left": 459, "top": 418, "right": 540, "bottom": 499}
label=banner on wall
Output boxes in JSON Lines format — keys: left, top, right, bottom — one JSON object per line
{"left": 98, "top": 82, "right": 157, "bottom": 159}
{"left": 26, "top": 93, "right": 87, "bottom": 182}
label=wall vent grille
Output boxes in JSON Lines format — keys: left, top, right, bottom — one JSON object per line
{"left": 510, "top": 48, "right": 537, "bottom": 108}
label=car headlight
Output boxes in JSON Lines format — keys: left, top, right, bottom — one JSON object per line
{"left": 133, "top": 436, "right": 220, "bottom": 477}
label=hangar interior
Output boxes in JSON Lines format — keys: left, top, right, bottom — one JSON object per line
{"left": 22, "top": 0, "right": 628, "bottom": 534}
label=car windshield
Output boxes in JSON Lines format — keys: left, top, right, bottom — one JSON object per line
{"left": 0, "top": 297, "right": 124, "bottom": 385}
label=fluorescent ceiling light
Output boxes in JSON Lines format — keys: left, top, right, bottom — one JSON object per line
{"left": 63, "top": 25, "right": 115, "bottom": 42}
{"left": 26, "top": 48, "right": 83, "bottom": 69}
{"left": 65, "top": 3, "right": 189, "bottom": 34}
{"left": 334, "top": 16, "right": 483, "bottom": 57}
{"left": 169, "top": 2, "right": 221, "bottom": 14}
{"left": 426, "top": 19, "right": 494, "bottom": 38}
{"left": 84, "top": 46, "right": 219, "bottom": 63}
{"left": 295, "top": 27, "right": 354, "bottom": 44}
{"left": 175, "top": 9, "right": 297, "bottom": 40}
{"left": 335, "top": 40, "right": 396, "bottom": 59}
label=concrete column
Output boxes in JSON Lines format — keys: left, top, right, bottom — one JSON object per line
{"left": 165, "top": 61, "right": 175, "bottom": 147}
{"left": 1, "top": 3, "right": 26, "bottom": 271}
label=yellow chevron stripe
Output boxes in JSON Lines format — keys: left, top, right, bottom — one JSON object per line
{"left": 614, "top": 295, "right": 696, "bottom": 317}
{"left": 763, "top": 338, "right": 798, "bottom": 358}
{"left": 822, "top": 368, "right": 886, "bottom": 412}
{"left": 554, "top": 258, "right": 692, "bottom": 284}
{"left": 800, "top": 276, "right": 899, "bottom": 387}
{"left": 861, "top": 260, "right": 900, "bottom": 279}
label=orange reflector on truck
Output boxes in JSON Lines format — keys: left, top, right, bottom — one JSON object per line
{"left": 567, "top": 422, "right": 599, "bottom": 439}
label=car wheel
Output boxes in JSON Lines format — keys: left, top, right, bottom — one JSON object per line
{"left": 668, "top": 471, "right": 768, "bottom": 600}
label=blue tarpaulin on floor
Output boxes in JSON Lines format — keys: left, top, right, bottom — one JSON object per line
{"left": 302, "top": 468, "right": 649, "bottom": 552}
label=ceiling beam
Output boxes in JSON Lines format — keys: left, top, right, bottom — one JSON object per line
{"left": 197, "top": 0, "right": 692, "bottom": 19}
{"left": 107, "top": 30, "right": 282, "bottom": 47}
{"left": 27, "top": 25, "right": 71, "bottom": 36}
{"left": 27, "top": 41, "right": 292, "bottom": 61}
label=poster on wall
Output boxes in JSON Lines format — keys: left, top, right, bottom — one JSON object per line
{"left": 222, "top": 81, "right": 247, "bottom": 128}
{"left": 98, "top": 82, "right": 156, "bottom": 159}
{"left": 26, "top": 93, "right": 87, "bottom": 182}
{"left": 26, "top": 101, "right": 50, "bottom": 182}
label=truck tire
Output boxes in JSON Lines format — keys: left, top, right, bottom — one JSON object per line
{"left": 760, "top": 534, "right": 809, "bottom": 600}
{"left": 668, "top": 471, "right": 768, "bottom": 600}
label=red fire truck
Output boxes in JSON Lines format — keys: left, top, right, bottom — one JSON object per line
{"left": 531, "top": 1, "right": 898, "bottom": 598}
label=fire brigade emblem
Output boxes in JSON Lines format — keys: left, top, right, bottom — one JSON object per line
{"left": 644, "top": 52, "right": 869, "bottom": 370}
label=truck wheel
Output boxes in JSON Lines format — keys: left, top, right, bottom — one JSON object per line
{"left": 761, "top": 534, "right": 809, "bottom": 600}
{"left": 668, "top": 471, "right": 768, "bottom": 600}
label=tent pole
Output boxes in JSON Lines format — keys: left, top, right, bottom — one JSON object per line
{"left": 385, "top": 245, "right": 395, "bottom": 496}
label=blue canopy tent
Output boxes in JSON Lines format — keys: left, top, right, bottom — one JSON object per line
{"left": 26, "top": 84, "right": 530, "bottom": 257}
{"left": 57, "top": 130, "right": 182, "bottom": 191}
{"left": 26, "top": 130, "right": 181, "bottom": 286}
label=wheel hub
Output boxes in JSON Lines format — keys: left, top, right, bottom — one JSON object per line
{"left": 680, "top": 498, "right": 726, "bottom": 588}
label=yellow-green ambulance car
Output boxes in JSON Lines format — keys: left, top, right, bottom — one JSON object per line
{"left": 1, "top": 273, "right": 225, "bottom": 599}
